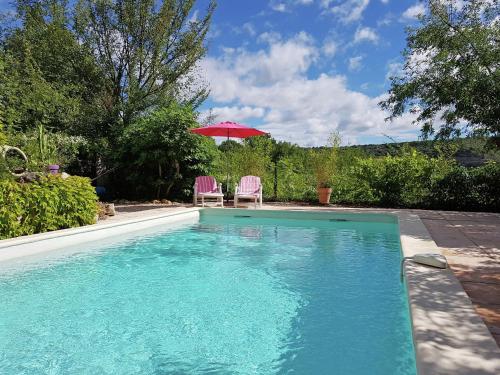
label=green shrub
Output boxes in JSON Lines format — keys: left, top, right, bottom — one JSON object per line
{"left": 471, "top": 163, "right": 500, "bottom": 211}
{"left": 430, "top": 162, "right": 500, "bottom": 212}
{"left": 0, "top": 176, "right": 98, "bottom": 239}
{"left": 429, "top": 166, "right": 473, "bottom": 210}
{"left": 116, "top": 103, "right": 218, "bottom": 200}
{"left": 208, "top": 140, "right": 498, "bottom": 211}
{"left": 330, "top": 147, "right": 456, "bottom": 208}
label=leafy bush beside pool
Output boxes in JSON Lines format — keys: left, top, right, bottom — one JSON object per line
{"left": 211, "top": 138, "right": 500, "bottom": 212}
{"left": 0, "top": 176, "right": 98, "bottom": 240}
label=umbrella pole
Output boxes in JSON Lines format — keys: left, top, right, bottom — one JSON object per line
{"left": 226, "top": 132, "right": 229, "bottom": 204}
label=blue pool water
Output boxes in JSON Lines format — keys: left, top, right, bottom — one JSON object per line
{"left": 0, "top": 213, "right": 416, "bottom": 374}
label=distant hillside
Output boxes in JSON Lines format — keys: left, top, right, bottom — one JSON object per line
{"left": 341, "top": 138, "right": 500, "bottom": 167}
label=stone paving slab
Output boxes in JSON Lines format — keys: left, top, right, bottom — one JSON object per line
{"left": 449, "top": 263, "right": 500, "bottom": 284}
{"left": 421, "top": 219, "right": 478, "bottom": 248}
{"left": 417, "top": 210, "right": 500, "bottom": 350}
{"left": 462, "top": 283, "right": 500, "bottom": 305}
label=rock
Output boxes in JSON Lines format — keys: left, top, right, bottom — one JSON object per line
{"left": 160, "top": 199, "right": 172, "bottom": 205}
{"left": 152, "top": 200, "right": 161, "bottom": 204}
{"left": 61, "top": 172, "right": 70, "bottom": 179}
{"left": 97, "top": 202, "right": 115, "bottom": 219}
{"left": 16, "top": 172, "right": 41, "bottom": 183}
{"left": 104, "top": 203, "right": 116, "bottom": 216}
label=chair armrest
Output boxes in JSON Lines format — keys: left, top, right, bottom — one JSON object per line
{"left": 218, "top": 183, "right": 223, "bottom": 193}
{"left": 193, "top": 183, "right": 197, "bottom": 194}
{"left": 234, "top": 183, "right": 239, "bottom": 194}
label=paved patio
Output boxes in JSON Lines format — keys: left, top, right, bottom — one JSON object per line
{"left": 105, "top": 203, "right": 500, "bottom": 347}
{"left": 415, "top": 210, "right": 500, "bottom": 347}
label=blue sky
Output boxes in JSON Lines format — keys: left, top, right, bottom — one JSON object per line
{"left": 0, "top": 0, "right": 428, "bottom": 146}
{"left": 196, "top": 0, "right": 428, "bottom": 146}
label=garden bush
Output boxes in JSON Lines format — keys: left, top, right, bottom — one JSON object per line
{"left": 210, "top": 139, "right": 499, "bottom": 212}
{"left": 331, "top": 155, "right": 499, "bottom": 211}
{"left": 0, "top": 176, "right": 98, "bottom": 239}
{"left": 429, "top": 163, "right": 500, "bottom": 212}
{"left": 114, "top": 103, "right": 218, "bottom": 200}
{"left": 331, "top": 147, "right": 455, "bottom": 208}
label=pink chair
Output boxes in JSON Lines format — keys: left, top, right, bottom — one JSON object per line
{"left": 234, "top": 176, "right": 262, "bottom": 208}
{"left": 193, "top": 176, "right": 224, "bottom": 207}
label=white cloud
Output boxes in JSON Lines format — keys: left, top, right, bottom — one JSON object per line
{"left": 322, "top": 40, "right": 338, "bottom": 57}
{"left": 270, "top": 0, "right": 314, "bottom": 12}
{"left": 378, "top": 12, "right": 395, "bottom": 26}
{"left": 203, "top": 106, "right": 266, "bottom": 123}
{"left": 402, "top": 3, "right": 426, "bottom": 20}
{"left": 201, "top": 34, "right": 417, "bottom": 146}
{"left": 353, "top": 26, "right": 379, "bottom": 44}
{"left": 380, "top": 0, "right": 389, "bottom": 4}
{"left": 232, "top": 32, "right": 318, "bottom": 85}
{"left": 385, "top": 61, "right": 403, "bottom": 80}
{"left": 348, "top": 55, "right": 364, "bottom": 71}
{"left": 242, "top": 22, "right": 256, "bottom": 36}
{"left": 189, "top": 9, "right": 199, "bottom": 23}
{"left": 271, "top": 2, "right": 287, "bottom": 12}
{"left": 258, "top": 31, "right": 282, "bottom": 44}
{"left": 323, "top": 0, "right": 371, "bottom": 23}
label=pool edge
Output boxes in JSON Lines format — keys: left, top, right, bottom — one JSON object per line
{"left": 0, "top": 207, "right": 201, "bottom": 262}
{"left": 397, "top": 211, "right": 500, "bottom": 375}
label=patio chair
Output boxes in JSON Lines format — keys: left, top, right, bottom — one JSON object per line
{"left": 193, "top": 176, "right": 224, "bottom": 207}
{"left": 234, "top": 176, "right": 262, "bottom": 208}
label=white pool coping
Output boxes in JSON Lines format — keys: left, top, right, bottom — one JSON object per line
{"left": 397, "top": 210, "right": 500, "bottom": 375}
{"left": 0, "top": 208, "right": 200, "bottom": 262}
{"left": 0, "top": 207, "right": 499, "bottom": 374}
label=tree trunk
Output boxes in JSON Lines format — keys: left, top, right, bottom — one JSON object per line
{"left": 156, "top": 162, "right": 162, "bottom": 199}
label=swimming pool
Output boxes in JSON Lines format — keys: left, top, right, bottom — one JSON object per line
{"left": 0, "top": 210, "right": 416, "bottom": 374}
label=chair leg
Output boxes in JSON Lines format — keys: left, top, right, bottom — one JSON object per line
{"left": 193, "top": 194, "right": 197, "bottom": 207}
{"left": 201, "top": 196, "right": 205, "bottom": 207}
{"left": 234, "top": 195, "right": 238, "bottom": 208}
{"left": 220, "top": 196, "right": 224, "bottom": 208}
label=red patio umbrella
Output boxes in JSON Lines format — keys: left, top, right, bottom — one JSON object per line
{"left": 190, "top": 121, "right": 268, "bottom": 201}
{"left": 190, "top": 121, "right": 267, "bottom": 139}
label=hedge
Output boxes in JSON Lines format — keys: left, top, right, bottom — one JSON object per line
{"left": 330, "top": 159, "right": 500, "bottom": 212}
{"left": 0, "top": 176, "right": 98, "bottom": 239}
{"left": 429, "top": 163, "right": 500, "bottom": 212}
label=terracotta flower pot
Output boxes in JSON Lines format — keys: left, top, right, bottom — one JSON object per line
{"left": 317, "top": 187, "right": 332, "bottom": 204}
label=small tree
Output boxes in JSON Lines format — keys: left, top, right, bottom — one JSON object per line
{"left": 118, "top": 103, "right": 217, "bottom": 199}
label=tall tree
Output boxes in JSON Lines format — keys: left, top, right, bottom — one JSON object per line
{"left": 380, "top": 0, "right": 500, "bottom": 138}
{"left": 1, "top": 0, "right": 107, "bottom": 136}
{"left": 74, "top": 0, "right": 216, "bottom": 130}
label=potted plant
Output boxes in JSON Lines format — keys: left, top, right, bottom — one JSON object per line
{"left": 317, "top": 181, "right": 333, "bottom": 204}
{"left": 310, "top": 133, "right": 340, "bottom": 205}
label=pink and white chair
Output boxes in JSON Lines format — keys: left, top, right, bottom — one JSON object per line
{"left": 193, "top": 176, "right": 224, "bottom": 207}
{"left": 234, "top": 176, "right": 262, "bottom": 208}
